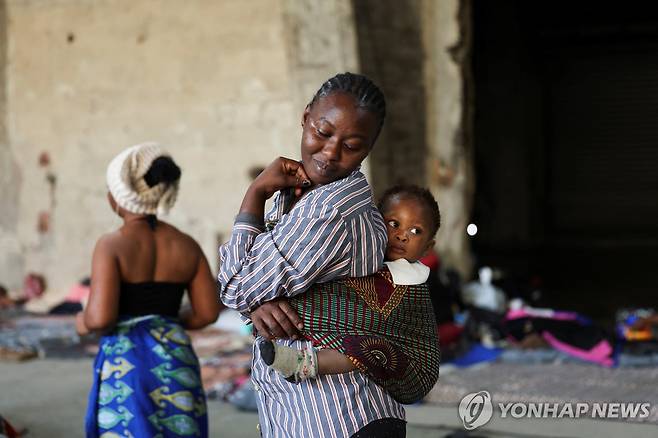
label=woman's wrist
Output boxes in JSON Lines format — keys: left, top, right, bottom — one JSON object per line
{"left": 239, "top": 184, "right": 268, "bottom": 218}
{"left": 75, "top": 311, "right": 90, "bottom": 336}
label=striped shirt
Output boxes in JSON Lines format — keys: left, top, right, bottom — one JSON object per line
{"left": 218, "top": 170, "right": 405, "bottom": 437}
{"left": 218, "top": 170, "right": 387, "bottom": 313}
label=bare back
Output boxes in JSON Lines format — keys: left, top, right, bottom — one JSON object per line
{"left": 83, "top": 217, "right": 221, "bottom": 332}
{"left": 114, "top": 220, "right": 200, "bottom": 284}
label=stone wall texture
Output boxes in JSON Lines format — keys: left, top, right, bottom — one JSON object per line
{"left": 0, "top": 0, "right": 358, "bottom": 294}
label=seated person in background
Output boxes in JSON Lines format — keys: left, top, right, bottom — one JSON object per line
{"left": 0, "top": 285, "right": 14, "bottom": 309}
{"left": 259, "top": 185, "right": 441, "bottom": 404}
{"left": 49, "top": 277, "right": 91, "bottom": 315}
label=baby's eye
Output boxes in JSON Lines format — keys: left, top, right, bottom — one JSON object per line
{"left": 387, "top": 220, "right": 398, "bottom": 228}
{"left": 410, "top": 227, "right": 422, "bottom": 235}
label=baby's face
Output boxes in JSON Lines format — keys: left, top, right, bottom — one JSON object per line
{"left": 382, "top": 196, "right": 434, "bottom": 263}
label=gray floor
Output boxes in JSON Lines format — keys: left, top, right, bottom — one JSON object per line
{"left": 1, "top": 359, "right": 656, "bottom": 437}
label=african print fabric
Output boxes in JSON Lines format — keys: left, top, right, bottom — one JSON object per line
{"left": 289, "top": 268, "right": 440, "bottom": 404}
{"left": 85, "top": 315, "right": 208, "bottom": 437}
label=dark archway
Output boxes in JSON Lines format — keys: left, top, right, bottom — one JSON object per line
{"left": 471, "top": 0, "right": 658, "bottom": 321}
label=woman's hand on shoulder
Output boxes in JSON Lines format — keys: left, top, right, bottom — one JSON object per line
{"left": 251, "top": 157, "right": 311, "bottom": 199}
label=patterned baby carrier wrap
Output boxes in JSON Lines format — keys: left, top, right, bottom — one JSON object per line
{"left": 289, "top": 267, "right": 441, "bottom": 404}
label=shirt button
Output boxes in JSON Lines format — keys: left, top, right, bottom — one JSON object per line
{"left": 254, "top": 383, "right": 260, "bottom": 392}
{"left": 256, "top": 423, "right": 261, "bottom": 431}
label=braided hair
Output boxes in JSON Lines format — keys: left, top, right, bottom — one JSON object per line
{"left": 309, "top": 72, "right": 386, "bottom": 140}
{"left": 378, "top": 185, "right": 441, "bottom": 236}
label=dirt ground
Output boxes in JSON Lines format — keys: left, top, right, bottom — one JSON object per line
{"left": 1, "top": 359, "right": 656, "bottom": 437}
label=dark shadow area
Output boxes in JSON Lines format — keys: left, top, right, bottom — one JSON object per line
{"left": 471, "top": 0, "right": 658, "bottom": 322}
{"left": 352, "top": 0, "right": 427, "bottom": 197}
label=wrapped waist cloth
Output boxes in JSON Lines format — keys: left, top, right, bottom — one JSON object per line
{"left": 289, "top": 269, "right": 441, "bottom": 404}
{"left": 85, "top": 315, "right": 208, "bottom": 437}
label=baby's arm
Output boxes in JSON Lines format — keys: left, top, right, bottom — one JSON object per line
{"left": 316, "top": 349, "right": 357, "bottom": 375}
{"left": 259, "top": 341, "right": 356, "bottom": 382}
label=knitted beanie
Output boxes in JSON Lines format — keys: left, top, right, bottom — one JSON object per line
{"left": 106, "top": 142, "right": 180, "bottom": 215}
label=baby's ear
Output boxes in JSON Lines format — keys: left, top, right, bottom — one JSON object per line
{"left": 423, "top": 239, "right": 436, "bottom": 256}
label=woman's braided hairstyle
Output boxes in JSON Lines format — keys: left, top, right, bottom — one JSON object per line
{"left": 308, "top": 72, "right": 387, "bottom": 140}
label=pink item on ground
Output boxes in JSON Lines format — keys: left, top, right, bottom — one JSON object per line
{"left": 542, "top": 331, "right": 614, "bottom": 367}
{"left": 65, "top": 283, "right": 90, "bottom": 303}
{"left": 506, "top": 307, "right": 579, "bottom": 322}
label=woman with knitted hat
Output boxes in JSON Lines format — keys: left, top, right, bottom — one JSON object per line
{"left": 77, "top": 142, "right": 221, "bottom": 438}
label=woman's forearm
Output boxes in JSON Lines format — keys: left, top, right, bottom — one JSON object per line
{"left": 75, "top": 311, "right": 90, "bottom": 336}
{"left": 179, "top": 307, "right": 218, "bottom": 330}
{"left": 238, "top": 185, "right": 267, "bottom": 221}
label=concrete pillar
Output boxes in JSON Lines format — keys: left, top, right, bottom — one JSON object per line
{"left": 0, "top": 0, "right": 24, "bottom": 290}
{"left": 422, "top": 0, "right": 475, "bottom": 277}
{"left": 281, "top": 0, "right": 359, "bottom": 111}
{"left": 279, "top": 0, "right": 367, "bottom": 176}
{"left": 352, "top": 0, "right": 427, "bottom": 196}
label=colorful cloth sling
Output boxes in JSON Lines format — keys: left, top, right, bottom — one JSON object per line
{"left": 85, "top": 315, "right": 208, "bottom": 437}
{"left": 289, "top": 268, "right": 441, "bottom": 404}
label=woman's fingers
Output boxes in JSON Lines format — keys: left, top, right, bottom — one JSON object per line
{"left": 295, "top": 163, "right": 311, "bottom": 187}
{"left": 270, "top": 305, "right": 300, "bottom": 339}
{"left": 251, "top": 303, "right": 279, "bottom": 339}
{"left": 278, "top": 300, "right": 303, "bottom": 331}
{"left": 251, "top": 299, "right": 300, "bottom": 339}
{"left": 251, "top": 313, "right": 271, "bottom": 339}
{"left": 284, "top": 160, "right": 310, "bottom": 197}
{"left": 253, "top": 313, "right": 284, "bottom": 340}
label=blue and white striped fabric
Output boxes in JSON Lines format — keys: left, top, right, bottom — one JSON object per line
{"left": 251, "top": 338, "right": 406, "bottom": 438}
{"left": 218, "top": 170, "right": 404, "bottom": 437}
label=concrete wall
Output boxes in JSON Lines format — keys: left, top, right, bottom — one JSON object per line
{"left": 0, "top": 0, "right": 473, "bottom": 293}
{"left": 0, "top": 0, "right": 358, "bottom": 294}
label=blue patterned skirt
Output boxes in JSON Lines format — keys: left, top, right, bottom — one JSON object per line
{"left": 85, "top": 315, "right": 208, "bottom": 437}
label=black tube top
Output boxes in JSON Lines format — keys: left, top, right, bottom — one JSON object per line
{"left": 118, "top": 282, "right": 186, "bottom": 318}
